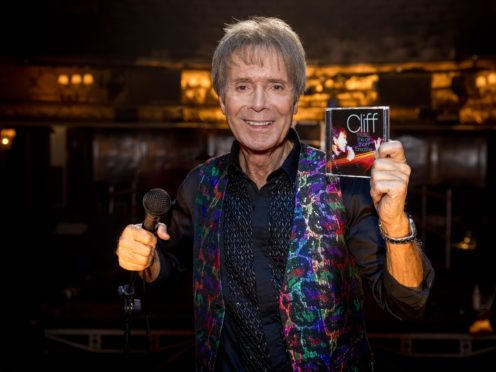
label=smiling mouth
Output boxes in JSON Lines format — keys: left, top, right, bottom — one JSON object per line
{"left": 244, "top": 120, "right": 273, "bottom": 126}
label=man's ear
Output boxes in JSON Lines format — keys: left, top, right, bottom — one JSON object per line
{"left": 293, "top": 99, "right": 299, "bottom": 115}
{"left": 219, "top": 95, "right": 226, "bottom": 115}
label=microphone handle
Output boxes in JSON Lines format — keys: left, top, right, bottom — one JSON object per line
{"left": 143, "top": 214, "right": 160, "bottom": 232}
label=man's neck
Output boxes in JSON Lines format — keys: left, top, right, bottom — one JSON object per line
{"left": 239, "top": 140, "right": 294, "bottom": 189}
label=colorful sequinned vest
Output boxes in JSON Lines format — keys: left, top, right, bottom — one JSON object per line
{"left": 193, "top": 143, "right": 373, "bottom": 371}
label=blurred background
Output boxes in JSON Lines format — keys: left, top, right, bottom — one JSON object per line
{"left": 0, "top": 0, "right": 495, "bottom": 370}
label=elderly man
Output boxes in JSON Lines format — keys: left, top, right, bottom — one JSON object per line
{"left": 116, "top": 17, "right": 433, "bottom": 371}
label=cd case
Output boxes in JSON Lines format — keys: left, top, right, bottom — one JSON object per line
{"left": 325, "top": 106, "right": 390, "bottom": 178}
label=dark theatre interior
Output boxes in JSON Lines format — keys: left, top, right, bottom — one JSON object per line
{"left": 1, "top": 1, "right": 496, "bottom": 370}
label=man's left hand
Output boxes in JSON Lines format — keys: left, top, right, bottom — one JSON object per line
{"left": 370, "top": 140, "right": 411, "bottom": 232}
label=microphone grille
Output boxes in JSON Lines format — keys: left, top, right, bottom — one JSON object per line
{"left": 142, "top": 188, "right": 171, "bottom": 217}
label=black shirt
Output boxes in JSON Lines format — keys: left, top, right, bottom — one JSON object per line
{"left": 216, "top": 132, "right": 300, "bottom": 371}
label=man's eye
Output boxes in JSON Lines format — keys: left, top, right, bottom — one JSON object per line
{"left": 236, "top": 85, "right": 247, "bottom": 91}
{"left": 273, "top": 84, "right": 284, "bottom": 91}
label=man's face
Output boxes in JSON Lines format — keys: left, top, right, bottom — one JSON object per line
{"left": 334, "top": 131, "right": 348, "bottom": 153}
{"left": 219, "top": 49, "right": 298, "bottom": 154}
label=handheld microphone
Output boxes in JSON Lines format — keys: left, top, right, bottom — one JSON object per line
{"left": 142, "top": 188, "right": 171, "bottom": 233}
{"left": 120, "top": 188, "right": 171, "bottom": 309}
{"left": 137, "top": 188, "right": 171, "bottom": 279}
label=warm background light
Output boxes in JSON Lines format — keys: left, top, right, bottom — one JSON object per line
{"left": 0, "top": 128, "right": 16, "bottom": 149}
{"left": 57, "top": 74, "right": 69, "bottom": 85}
{"left": 71, "top": 74, "right": 82, "bottom": 85}
{"left": 83, "top": 73, "right": 94, "bottom": 85}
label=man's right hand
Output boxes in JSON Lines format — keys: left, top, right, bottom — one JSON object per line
{"left": 116, "top": 223, "right": 170, "bottom": 273}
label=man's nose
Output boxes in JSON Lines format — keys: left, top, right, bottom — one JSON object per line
{"left": 250, "top": 86, "right": 267, "bottom": 111}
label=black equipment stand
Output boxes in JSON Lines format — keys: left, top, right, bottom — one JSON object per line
{"left": 117, "top": 273, "right": 142, "bottom": 355}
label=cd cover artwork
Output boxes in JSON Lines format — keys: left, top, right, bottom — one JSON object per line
{"left": 325, "top": 106, "right": 390, "bottom": 178}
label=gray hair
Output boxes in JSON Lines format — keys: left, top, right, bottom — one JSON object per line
{"left": 211, "top": 17, "right": 306, "bottom": 103}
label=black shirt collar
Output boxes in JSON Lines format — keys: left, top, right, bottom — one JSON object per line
{"left": 228, "top": 128, "right": 301, "bottom": 184}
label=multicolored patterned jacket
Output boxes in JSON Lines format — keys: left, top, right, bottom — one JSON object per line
{"left": 193, "top": 143, "right": 373, "bottom": 371}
